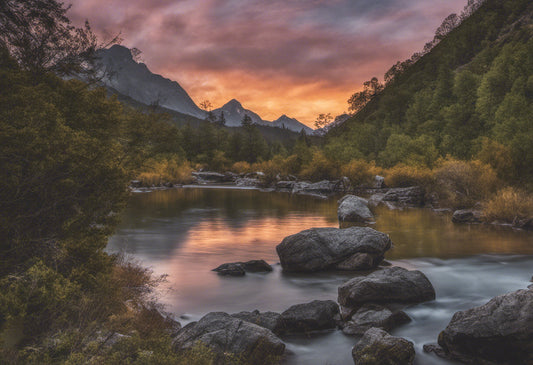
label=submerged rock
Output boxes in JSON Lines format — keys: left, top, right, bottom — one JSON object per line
{"left": 352, "top": 328, "right": 415, "bottom": 365}
{"left": 338, "top": 195, "right": 374, "bottom": 225}
{"left": 452, "top": 209, "right": 482, "bottom": 224}
{"left": 341, "top": 304, "right": 411, "bottom": 336}
{"left": 382, "top": 186, "right": 425, "bottom": 207}
{"left": 278, "top": 300, "right": 339, "bottom": 334}
{"left": 428, "top": 289, "right": 533, "bottom": 364}
{"left": 173, "top": 312, "right": 285, "bottom": 363}
{"left": 212, "top": 260, "right": 272, "bottom": 276}
{"left": 276, "top": 227, "right": 391, "bottom": 272}
{"left": 338, "top": 267, "right": 435, "bottom": 317}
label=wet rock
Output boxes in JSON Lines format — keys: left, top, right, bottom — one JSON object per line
{"left": 352, "top": 328, "right": 415, "bottom": 365}
{"left": 338, "top": 267, "right": 435, "bottom": 317}
{"left": 192, "top": 171, "right": 234, "bottom": 183}
{"left": 279, "top": 300, "right": 339, "bottom": 334}
{"left": 292, "top": 180, "right": 337, "bottom": 196}
{"left": 373, "top": 175, "right": 385, "bottom": 189}
{"left": 341, "top": 304, "right": 411, "bottom": 336}
{"left": 173, "top": 312, "right": 285, "bottom": 363}
{"left": 231, "top": 310, "right": 283, "bottom": 335}
{"left": 212, "top": 260, "right": 272, "bottom": 275}
{"left": 338, "top": 195, "right": 374, "bottom": 224}
{"left": 452, "top": 209, "right": 482, "bottom": 224}
{"left": 382, "top": 186, "right": 425, "bottom": 206}
{"left": 234, "top": 177, "right": 261, "bottom": 187}
{"left": 212, "top": 263, "right": 245, "bottom": 276}
{"left": 275, "top": 181, "right": 295, "bottom": 190}
{"left": 276, "top": 227, "right": 392, "bottom": 272}
{"left": 368, "top": 193, "right": 385, "bottom": 208}
{"left": 432, "top": 289, "right": 533, "bottom": 364}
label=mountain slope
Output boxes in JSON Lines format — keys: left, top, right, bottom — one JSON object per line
{"left": 97, "top": 45, "right": 204, "bottom": 118}
{"left": 326, "top": 0, "right": 533, "bottom": 180}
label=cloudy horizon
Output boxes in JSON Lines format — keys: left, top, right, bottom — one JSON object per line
{"left": 69, "top": 0, "right": 467, "bottom": 126}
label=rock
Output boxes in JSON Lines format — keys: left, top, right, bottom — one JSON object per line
{"left": 352, "top": 328, "right": 415, "bottom": 365}
{"left": 368, "top": 193, "right": 385, "bottom": 208}
{"left": 338, "top": 195, "right": 375, "bottom": 224}
{"left": 433, "top": 289, "right": 533, "bottom": 364}
{"left": 341, "top": 304, "right": 411, "bottom": 336}
{"left": 512, "top": 217, "right": 533, "bottom": 230}
{"left": 173, "top": 312, "right": 285, "bottom": 363}
{"left": 276, "top": 227, "right": 392, "bottom": 272}
{"left": 382, "top": 186, "right": 425, "bottom": 206}
{"left": 292, "top": 180, "right": 337, "bottom": 196}
{"left": 212, "top": 263, "right": 245, "bottom": 276}
{"left": 373, "top": 175, "right": 386, "bottom": 189}
{"left": 338, "top": 267, "right": 435, "bottom": 317}
{"left": 279, "top": 300, "right": 339, "bottom": 334}
{"left": 231, "top": 310, "right": 283, "bottom": 335}
{"left": 192, "top": 171, "right": 233, "bottom": 183}
{"left": 452, "top": 209, "right": 482, "bottom": 224}
{"left": 234, "top": 177, "right": 261, "bottom": 187}
{"left": 275, "top": 181, "right": 295, "bottom": 190}
{"left": 212, "top": 260, "right": 272, "bottom": 275}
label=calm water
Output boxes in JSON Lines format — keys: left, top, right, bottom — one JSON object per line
{"left": 108, "top": 187, "right": 533, "bottom": 365}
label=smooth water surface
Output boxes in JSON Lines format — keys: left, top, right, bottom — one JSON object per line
{"left": 108, "top": 187, "right": 533, "bottom": 365}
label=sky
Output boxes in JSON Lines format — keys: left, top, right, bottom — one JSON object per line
{"left": 68, "top": 0, "right": 467, "bottom": 127}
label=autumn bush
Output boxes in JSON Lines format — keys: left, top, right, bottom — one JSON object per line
{"left": 383, "top": 164, "right": 434, "bottom": 188}
{"left": 341, "top": 159, "right": 381, "bottom": 186}
{"left": 483, "top": 187, "right": 533, "bottom": 223}
{"left": 434, "top": 158, "right": 500, "bottom": 208}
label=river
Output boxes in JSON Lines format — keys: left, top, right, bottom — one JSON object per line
{"left": 108, "top": 187, "right": 533, "bottom": 365}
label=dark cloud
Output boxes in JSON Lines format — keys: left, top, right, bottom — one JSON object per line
{"left": 68, "top": 0, "right": 466, "bottom": 124}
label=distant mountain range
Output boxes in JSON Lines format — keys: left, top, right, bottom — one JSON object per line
{"left": 96, "top": 45, "right": 313, "bottom": 134}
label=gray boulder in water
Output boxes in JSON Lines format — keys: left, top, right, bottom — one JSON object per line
{"left": 173, "top": 312, "right": 285, "bottom": 363}
{"left": 276, "top": 227, "right": 392, "bottom": 272}
{"left": 428, "top": 288, "right": 533, "bottom": 364}
{"left": 338, "top": 195, "right": 375, "bottom": 224}
{"left": 278, "top": 300, "right": 339, "bottom": 334}
{"left": 352, "top": 328, "right": 415, "bottom": 365}
{"left": 338, "top": 267, "right": 435, "bottom": 317}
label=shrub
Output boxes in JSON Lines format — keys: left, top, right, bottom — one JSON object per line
{"left": 341, "top": 159, "right": 381, "bottom": 187}
{"left": 434, "top": 158, "right": 500, "bottom": 208}
{"left": 383, "top": 164, "right": 434, "bottom": 188}
{"left": 483, "top": 187, "right": 533, "bottom": 223}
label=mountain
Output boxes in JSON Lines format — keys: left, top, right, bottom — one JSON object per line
{"left": 326, "top": 0, "right": 533, "bottom": 178}
{"left": 211, "top": 99, "right": 264, "bottom": 127}
{"left": 96, "top": 45, "right": 204, "bottom": 118}
{"left": 211, "top": 101, "right": 313, "bottom": 133}
{"left": 272, "top": 115, "right": 314, "bottom": 134}
{"left": 96, "top": 45, "right": 314, "bottom": 134}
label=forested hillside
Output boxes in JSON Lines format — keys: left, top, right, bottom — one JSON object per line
{"left": 327, "top": 0, "right": 533, "bottom": 185}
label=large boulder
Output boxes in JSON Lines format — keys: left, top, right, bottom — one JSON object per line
{"left": 342, "top": 304, "right": 411, "bottom": 336}
{"left": 452, "top": 209, "right": 482, "bottom": 224}
{"left": 352, "top": 328, "right": 415, "bottom": 365}
{"left": 431, "top": 289, "right": 533, "bottom": 364}
{"left": 231, "top": 310, "right": 283, "bottom": 335}
{"left": 173, "top": 312, "right": 285, "bottom": 364}
{"left": 276, "top": 227, "right": 392, "bottom": 272}
{"left": 382, "top": 186, "right": 425, "bottom": 206}
{"left": 338, "top": 267, "right": 435, "bottom": 317}
{"left": 278, "top": 300, "right": 339, "bottom": 334}
{"left": 338, "top": 195, "right": 375, "bottom": 225}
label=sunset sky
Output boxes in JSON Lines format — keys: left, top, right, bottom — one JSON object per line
{"left": 69, "top": 0, "right": 467, "bottom": 127}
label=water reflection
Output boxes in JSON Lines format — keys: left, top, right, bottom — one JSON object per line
{"left": 108, "top": 187, "right": 533, "bottom": 365}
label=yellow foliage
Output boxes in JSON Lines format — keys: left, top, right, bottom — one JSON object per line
{"left": 341, "top": 159, "right": 381, "bottom": 186}
{"left": 483, "top": 187, "right": 533, "bottom": 223}
{"left": 434, "top": 158, "right": 500, "bottom": 208}
{"left": 383, "top": 164, "right": 433, "bottom": 188}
